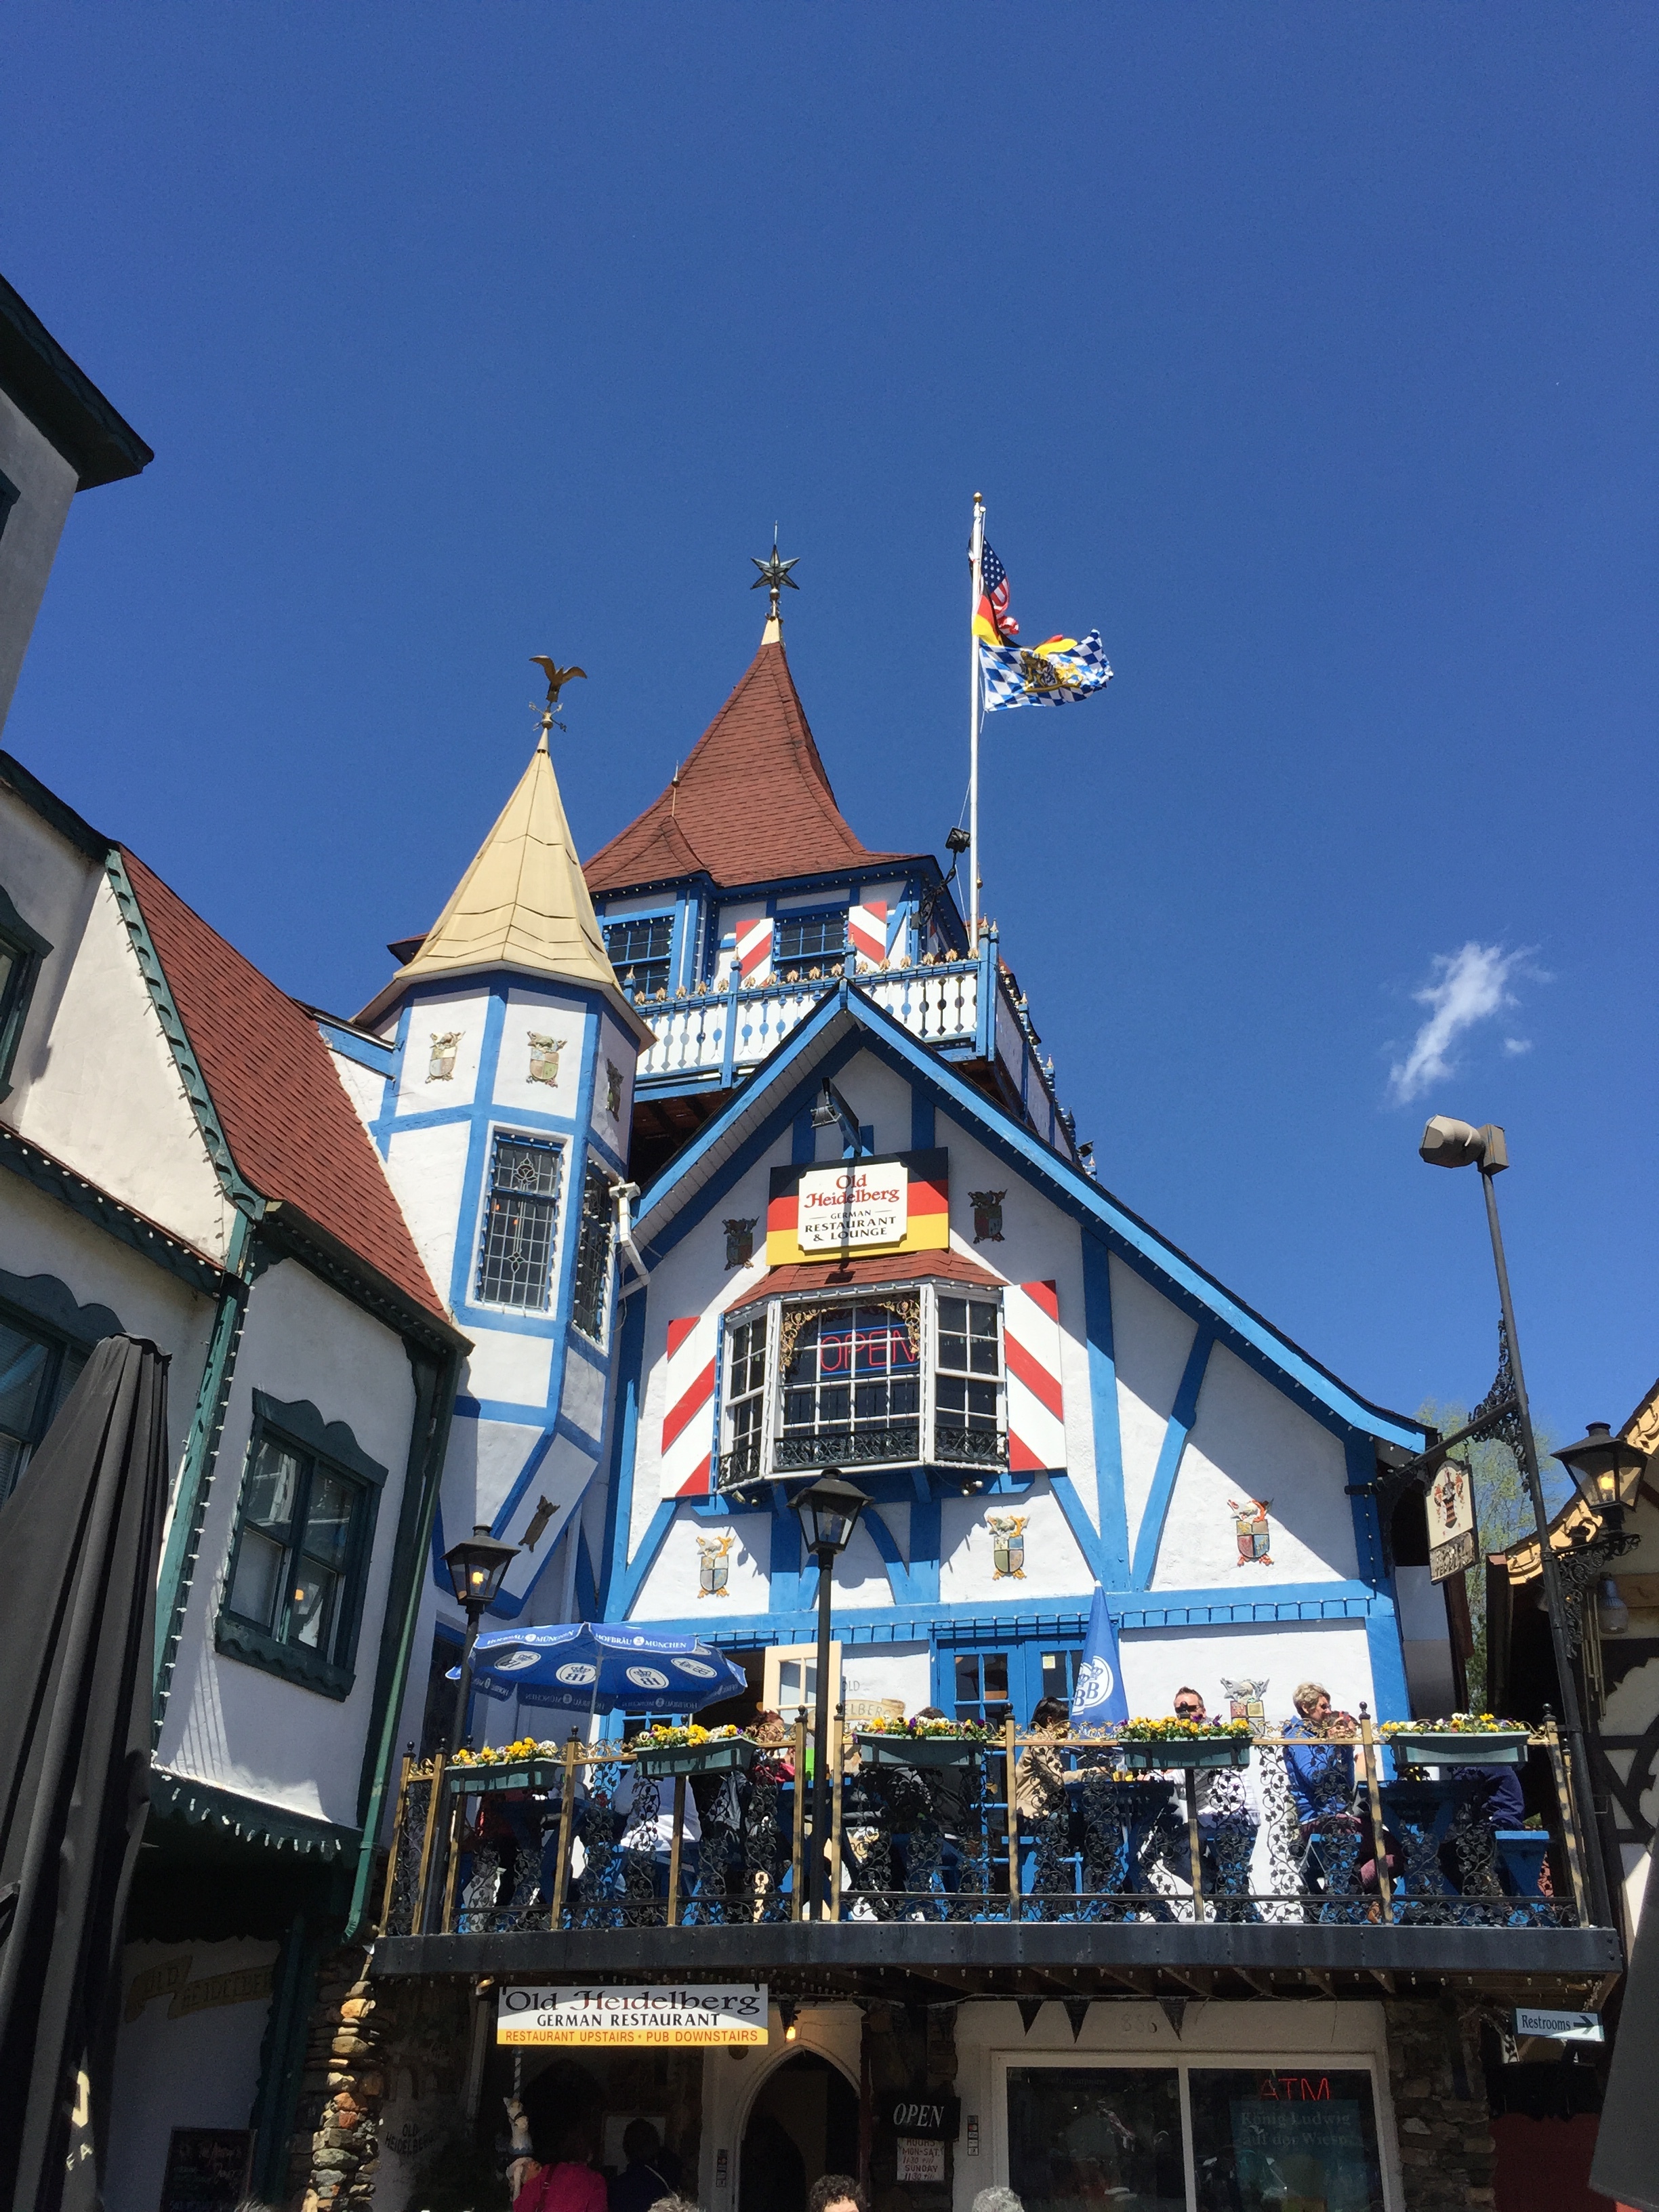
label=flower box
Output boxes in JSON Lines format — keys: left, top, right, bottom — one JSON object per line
{"left": 855, "top": 1732, "right": 979, "bottom": 1769}
{"left": 1114, "top": 1738, "right": 1253, "bottom": 1771}
{"left": 633, "top": 1737, "right": 756, "bottom": 1780}
{"left": 1386, "top": 1732, "right": 1528, "bottom": 1769}
{"left": 445, "top": 1760, "right": 562, "bottom": 1796}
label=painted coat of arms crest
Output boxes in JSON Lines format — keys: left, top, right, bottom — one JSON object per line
{"left": 987, "top": 1513, "right": 1027, "bottom": 1579}
{"left": 1229, "top": 1496, "right": 1273, "bottom": 1566}
{"left": 696, "top": 1530, "right": 735, "bottom": 1598}
{"left": 969, "top": 1190, "right": 1005, "bottom": 1245}
{"left": 527, "top": 1034, "right": 566, "bottom": 1087}
{"left": 427, "top": 1030, "right": 462, "bottom": 1082}
{"left": 1221, "top": 1675, "right": 1270, "bottom": 1734}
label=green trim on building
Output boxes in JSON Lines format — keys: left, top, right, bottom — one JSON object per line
{"left": 148, "top": 1767, "right": 360, "bottom": 1860}
{"left": 104, "top": 845, "right": 266, "bottom": 1220}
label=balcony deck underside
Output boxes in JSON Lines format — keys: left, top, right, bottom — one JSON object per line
{"left": 375, "top": 1921, "right": 1620, "bottom": 1999}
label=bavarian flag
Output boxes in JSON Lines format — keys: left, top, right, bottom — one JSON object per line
{"left": 980, "top": 627, "right": 1113, "bottom": 712}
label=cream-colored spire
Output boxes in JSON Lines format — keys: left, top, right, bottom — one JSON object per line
{"left": 365, "top": 729, "right": 653, "bottom": 1040}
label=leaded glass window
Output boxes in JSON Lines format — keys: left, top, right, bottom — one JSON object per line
{"left": 570, "top": 1164, "right": 614, "bottom": 1340}
{"left": 778, "top": 1300, "right": 920, "bottom": 1472}
{"left": 605, "top": 915, "right": 673, "bottom": 1002}
{"left": 476, "top": 1134, "right": 562, "bottom": 1310}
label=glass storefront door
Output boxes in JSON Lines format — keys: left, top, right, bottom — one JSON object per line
{"left": 1004, "top": 2060, "right": 1387, "bottom": 2212}
{"left": 1006, "top": 2068, "right": 1186, "bottom": 2212}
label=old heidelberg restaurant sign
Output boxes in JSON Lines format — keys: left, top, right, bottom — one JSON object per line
{"left": 497, "top": 1985, "right": 769, "bottom": 2046}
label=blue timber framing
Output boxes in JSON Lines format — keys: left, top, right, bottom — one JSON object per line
{"left": 1080, "top": 1227, "right": 1130, "bottom": 1584}
{"left": 1129, "top": 1324, "right": 1217, "bottom": 1588}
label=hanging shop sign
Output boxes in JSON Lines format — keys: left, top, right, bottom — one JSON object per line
{"left": 1427, "top": 1455, "right": 1479, "bottom": 1582}
{"left": 497, "top": 1984, "right": 769, "bottom": 2046}
{"left": 896, "top": 2142, "right": 946, "bottom": 2184}
{"left": 884, "top": 2095, "right": 961, "bottom": 2139}
{"left": 767, "top": 1149, "right": 948, "bottom": 1264}
{"left": 1513, "top": 2008, "right": 1603, "bottom": 2043}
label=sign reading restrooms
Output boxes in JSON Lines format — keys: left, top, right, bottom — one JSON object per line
{"left": 497, "top": 1985, "right": 769, "bottom": 2046}
{"left": 768, "top": 1149, "right": 947, "bottom": 1265}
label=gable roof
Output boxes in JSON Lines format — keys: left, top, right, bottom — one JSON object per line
{"left": 632, "top": 981, "right": 1425, "bottom": 1451}
{"left": 583, "top": 636, "right": 915, "bottom": 896}
{"left": 123, "top": 852, "right": 450, "bottom": 1323}
{"left": 359, "top": 732, "right": 655, "bottom": 1040}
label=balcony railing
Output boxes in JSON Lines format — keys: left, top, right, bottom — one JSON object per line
{"left": 378, "top": 1715, "right": 1600, "bottom": 1942}
{"left": 626, "top": 930, "right": 1082, "bottom": 1166}
{"left": 716, "top": 1424, "right": 1008, "bottom": 1492}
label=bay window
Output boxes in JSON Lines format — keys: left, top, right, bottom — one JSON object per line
{"left": 717, "top": 1284, "right": 1006, "bottom": 1489}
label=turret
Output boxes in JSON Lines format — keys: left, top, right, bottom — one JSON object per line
{"left": 356, "top": 678, "right": 655, "bottom": 1625}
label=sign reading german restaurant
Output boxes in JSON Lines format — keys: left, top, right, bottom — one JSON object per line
{"left": 796, "top": 1159, "right": 908, "bottom": 1252}
{"left": 497, "top": 1984, "right": 768, "bottom": 2046}
{"left": 767, "top": 1149, "right": 949, "bottom": 1264}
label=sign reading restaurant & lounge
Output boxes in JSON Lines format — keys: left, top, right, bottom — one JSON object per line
{"left": 497, "top": 1984, "right": 769, "bottom": 2046}
{"left": 767, "top": 1149, "right": 949, "bottom": 1264}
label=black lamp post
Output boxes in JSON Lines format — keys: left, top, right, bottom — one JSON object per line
{"left": 1557, "top": 1422, "right": 1647, "bottom": 1536}
{"left": 1418, "top": 1115, "right": 1610, "bottom": 1923}
{"left": 791, "top": 1472, "right": 868, "bottom": 1915}
{"left": 443, "top": 1523, "right": 519, "bottom": 1758}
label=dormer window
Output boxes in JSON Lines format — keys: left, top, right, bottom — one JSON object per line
{"left": 604, "top": 915, "right": 673, "bottom": 1002}
{"left": 775, "top": 908, "right": 845, "bottom": 966}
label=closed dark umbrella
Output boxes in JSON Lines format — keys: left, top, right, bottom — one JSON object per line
{"left": 0, "top": 1336, "right": 170, "bottom": 2212}
{"left": 1592, "top": 1845, "right": 1659, "bottom": 2212}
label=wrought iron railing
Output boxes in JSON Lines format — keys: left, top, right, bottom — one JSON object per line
{"left": 935, "top": 1422, "right": 1007, "bottom": 1467}
{"left": 773, "top": 1424, "right": 922, "bottom": 1473}
{"left": 377, "top": 1715, "right": 1597, "bottom": 1939}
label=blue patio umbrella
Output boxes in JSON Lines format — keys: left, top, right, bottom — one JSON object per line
{"left": 451, "top": 1621, "right": 747, "bottom": 1718}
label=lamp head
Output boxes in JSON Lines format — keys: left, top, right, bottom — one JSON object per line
{"left": 945, "top": 826, "right": 972, "bottom": 855}
{"left": 1556, "top": 1421, "right": 1647, "bottom": 1528}
{"left": 792, "top": 1471, "right": 869, "bottom": 1558}
{"left": 1419, "top": 1115, "right": 1485, "bottom": 1168}
{"left": 444, "top": 1523, "right": 519, "bottom": 1612}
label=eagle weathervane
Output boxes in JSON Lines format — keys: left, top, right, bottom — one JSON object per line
{"left": 751, "top": 532, "right": 799, "bottom": 621}
{"left": 530, "top": 655, "right": 586, "bottom": 735}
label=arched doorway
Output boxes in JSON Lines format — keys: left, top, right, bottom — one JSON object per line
{"left": 740, "top": 2049, "right": 860, "bottom": 2212}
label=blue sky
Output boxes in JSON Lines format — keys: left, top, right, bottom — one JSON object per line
{"left": 5, "top": 6, "right": 1654, "bottom": 1448}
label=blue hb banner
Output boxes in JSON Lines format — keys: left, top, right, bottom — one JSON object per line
{"left": 1069, "top": 1585, "right": 1129, "bottom": 1727}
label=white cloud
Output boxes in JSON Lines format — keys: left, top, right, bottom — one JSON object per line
{"left": 1503, "top": 1037, "right": 1533, "bottom": 1057}
{"left": 1387, "top": 942, "right": 1535, "bottom": 1105}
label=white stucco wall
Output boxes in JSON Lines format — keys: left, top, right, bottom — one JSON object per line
{"left": 323, "top": 1041, "right": 388, "bottom": 1130}
{"left": 1152, "top": 1341, "right": 1357, "bottom": 1587}
{"left": 0, "top": 800, "right": 232, "bottom": 1258}
{"left": 157, "top": 1256, "right": 417, "bottom": 1829}
{"left": 383, "top": 1119, "right": 472, "bottom": 1309}
{"left": 0, "top": 1168, "right": 216, "bottom": 1478}
{"left": 1111, "top": 1254, "right": 1201, "bottom": 1563}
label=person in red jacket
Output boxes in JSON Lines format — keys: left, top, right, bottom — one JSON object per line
{"left": 514, "top": 2125, "right": 608, "bottom": 2212}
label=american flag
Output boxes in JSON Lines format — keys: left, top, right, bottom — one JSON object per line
{"left": 981, "top": 541, "right": 1019, "bottom": 637}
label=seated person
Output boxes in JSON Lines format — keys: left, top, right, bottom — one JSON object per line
{"left": 1282, "top": 1682, "right": 1353, "bottom": 1832}
{"left": 1444, "top": 1759, "right": 1528, "bottom": 1893}
{"left": 612, "top": 1759, "right": 702, "bottom": 1896}
{"left": 1015, "top": 1698, "right": 1071, "bottom": 1823}
{"left": 609, "top": 2120, "right": 680, "bottom": 2212}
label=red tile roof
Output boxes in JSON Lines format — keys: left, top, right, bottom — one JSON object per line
{"left": 123, "top": 852, "right": 449, "bottom": 1322}
{"left": 725, "top": 1248, "right": 1004, "bottom": 1313}
{"left": 583, "top": 639, "right": 914, "bottom": 895}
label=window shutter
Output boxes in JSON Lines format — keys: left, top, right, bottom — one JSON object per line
{"left": 735, "top": 916, "right": 773, "bottom": 989}
{"left": 659, "top": 1314, "right": 717, "bottom": 1498}
{"left": 847, "top": 896, "right": 888, "bottom": 966}
{"left": 1004, "top": 1279, "right": 1065, "bottom": 1472}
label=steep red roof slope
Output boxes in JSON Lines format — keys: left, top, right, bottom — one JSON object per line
{"left": 123, "top": 852, "right": 448, "bottom": 1321}
{"left": 583, "top": 638, "right": 912, "bottom": 894}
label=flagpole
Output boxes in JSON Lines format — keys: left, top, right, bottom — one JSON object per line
{"left": 968, "top": 493, "right": 985, "bottom": 943}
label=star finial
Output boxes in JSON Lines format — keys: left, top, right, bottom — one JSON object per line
{"left": 750, "top": 531, "right": 799, "bottom": 624}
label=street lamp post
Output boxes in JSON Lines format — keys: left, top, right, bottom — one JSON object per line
{"left": 442, "top": 1523, "right": 520, "bottom": 1759}
{"left": 1418, "top": 1116, "right": 1611, "bottom": 1923}
{"left": 791, "top": 1473, "right": 869, "bottom": 1917}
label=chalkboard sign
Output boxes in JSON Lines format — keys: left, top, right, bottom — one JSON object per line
{"left": 884, "top": 2095, "right": 960, "bottom": 2140}
{"left": 158, "top": 2129, "right": 251, "bottom": 2212}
